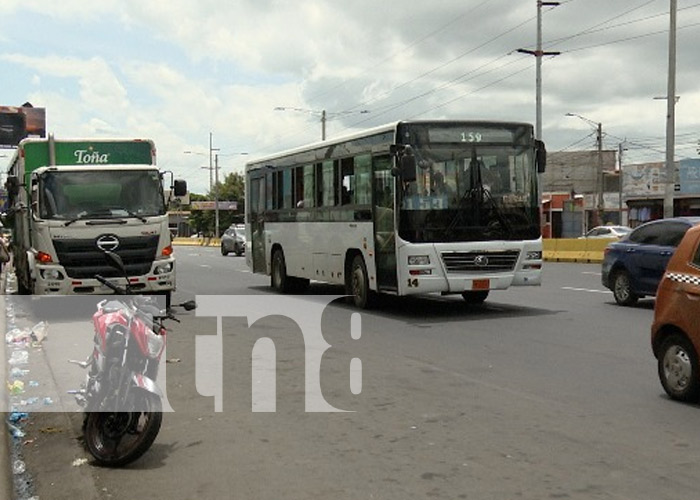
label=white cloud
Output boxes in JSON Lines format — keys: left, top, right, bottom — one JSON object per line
{"left": 2, "top": 0, "right": 700, "bottom": 192}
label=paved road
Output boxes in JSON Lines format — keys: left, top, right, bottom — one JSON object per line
{"left": 7, "top": 248, "right": 700, "bottom": 500}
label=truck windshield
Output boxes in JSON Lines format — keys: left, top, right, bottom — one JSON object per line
{"left": 398, "top": 144, "right": 539, "bottom": 243}
{"left": 39, "top": 170, "right": 165, "bottom": 221}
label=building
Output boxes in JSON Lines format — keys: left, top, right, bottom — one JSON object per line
{"left": 542, "top": 152, "right": 700, "bottom": 236}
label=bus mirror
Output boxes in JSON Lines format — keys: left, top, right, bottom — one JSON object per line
{"left": 535, "top": 140, "right": 547, "bottom": 173}
{"left": 173, "top": 179, "right": 188, "bottom": 197}
{"left": 400, "top": 146, "right": 417, "bottom": 182}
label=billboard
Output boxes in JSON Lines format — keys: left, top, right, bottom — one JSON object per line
{"left": 679, "top": 159, "right": 700, "bottom": 194}
{"left": 0, "top": 105, "right": 46, "bottom": 146}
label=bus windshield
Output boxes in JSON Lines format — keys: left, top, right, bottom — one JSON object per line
{"left": 38, "top": 170, "right": 165, "bottom": 221}
{"left": 398, "top": 144, "right": 539, "bottom": 243}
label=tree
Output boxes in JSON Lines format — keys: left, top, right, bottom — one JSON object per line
{"left": 216, "top": 172, "right": 245, "bottom": 229}
{"left": 187, "top": 172, "right": 246, "bottom": 236}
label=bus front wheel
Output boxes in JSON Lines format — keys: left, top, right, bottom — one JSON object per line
{"left": 462, "top": 290, "right": 489, "bottom": 304}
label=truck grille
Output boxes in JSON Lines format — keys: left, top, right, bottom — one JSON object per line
{"left": 441, "top": 250, "right": 520, "bottom": 274}
{"left": 53, "top": 235, "right": 159, "bottom": 279}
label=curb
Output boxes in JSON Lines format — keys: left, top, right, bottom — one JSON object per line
{"left": 172, "top": 238, "right": 220, "bottom": 247}
{"left": 1, "top": 272, "right": 13, "bottom": 500}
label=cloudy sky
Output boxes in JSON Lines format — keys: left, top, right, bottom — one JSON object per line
{"left": 1, "top": 0, "right": 699, "bottom": 194}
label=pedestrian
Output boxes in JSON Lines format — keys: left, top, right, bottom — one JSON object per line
{"left": 0, "top": 233, "right": 11, "bottom": 274}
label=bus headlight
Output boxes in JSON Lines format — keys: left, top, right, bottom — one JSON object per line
{"left": 154, "top": 262, "right": 173, "bottom": 275}
{"left": 526, "top": 251, "right": 542, "bottom": 260}
{"left": 408, "top": 255, "right": 430, "bottom": 266}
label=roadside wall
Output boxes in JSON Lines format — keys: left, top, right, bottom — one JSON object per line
{"left": 542, "top": 238, "right": 614, "bottom": 263}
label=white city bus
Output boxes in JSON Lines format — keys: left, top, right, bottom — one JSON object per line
{"left": 245, "top": 120, "right": 546, "bottom": 308}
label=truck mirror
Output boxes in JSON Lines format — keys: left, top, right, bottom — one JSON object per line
{"left": 173, "top": 179, "right": 188, "bottom": 197}
{"left": 5, "top": 176, "right": 20, "bottom": 198}
{"left": 535, "top": 140, "right": 547, "bottom": 173}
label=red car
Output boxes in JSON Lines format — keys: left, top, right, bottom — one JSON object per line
{"left": 652, "top": 223, "right": 700, "bottom": 402}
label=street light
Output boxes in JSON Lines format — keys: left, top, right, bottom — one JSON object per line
{"left": 274, "top": 107, "right": 369, "bottom": 141}
{"left": 565, "top": 113, "right": 604, "bottom": 226}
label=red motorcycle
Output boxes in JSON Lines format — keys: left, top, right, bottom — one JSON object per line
{"left": 70, "top": 251, "right": 195, "bottom": 467}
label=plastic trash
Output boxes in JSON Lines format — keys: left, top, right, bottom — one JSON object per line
{"left": 8, "top": 380, "right": 25, "bottom": 395}
{"left": 10, "top": 367, "right": 29, "bottom": 379}
{"left": 8, "top": 412, "right": 29, "bottom": 423}
{"left": 12, "top": 460, "right": 26, "bottom": 475}
{"left": 8, "top": 350, "right": 29, "bottom": 365}
{"left": 5, "top": 328, "right": 32, "bottom": 344}
{"left": 31, "top": 321, "right": 49, "bottom": 344}
{"left": 28, "top": 380, "right": 39, "bottom": 388}
{"left": 43, "top": 397, "right": 54, "bottom": 406}
{"left": 71, "top": 458, "right": 89, "bottom": 467}
{"left": 7, "top": 423, "right": 26, "bottom": 439}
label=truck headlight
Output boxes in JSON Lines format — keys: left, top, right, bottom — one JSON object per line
{"left": 40, "top": 269, "right": 64, "bottom": 280}
{"left": 408, "top": 255, "right": 430, "bottom": 266}
{"left": 154, "top": 262, "right": 173, "bottom": 275}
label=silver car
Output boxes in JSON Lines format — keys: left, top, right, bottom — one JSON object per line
{"left": 221, "top": 224, "right": 246, "bottom": 256}
{"left": 580, "top": 225, "right": 632, "bottom": 239}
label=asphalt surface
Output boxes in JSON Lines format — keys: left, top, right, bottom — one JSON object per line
{"left": 4, "top": 248, "right": 700, "bottom": 499}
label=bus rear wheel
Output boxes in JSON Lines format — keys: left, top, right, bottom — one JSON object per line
{"left": 347, "top": 255, "right": 373, "bottom": 309}
{"left": 271, "top": 249, "right": 290, "bottom": 293}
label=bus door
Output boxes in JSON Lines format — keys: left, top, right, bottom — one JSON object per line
{"left": 249, "top": 176, "right": 266, "bottom": 274}
{"left": 373, "top": 156, "right": 397, "bottom": 290}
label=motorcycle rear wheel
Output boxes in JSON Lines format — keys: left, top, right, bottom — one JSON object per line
{"left": 84, "top": 391, "right": 163, "bottom": 467}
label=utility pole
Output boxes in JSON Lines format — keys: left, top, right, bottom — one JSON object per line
{"left": 596, "top": 122, "right": 603, "bottom": 225}
{"left": 664, "top": 0, "right": 677, "bottom": 218}
{"left": 618, "top": 143, "right": 625, "bottom": 225}
{"left": 208, "top": 132, "right": 214, "bottom": 192}
{"left": 214, "top": 153, "right": 220, "bottom": 239}
{"left": 517, "top": 0, "right": 561, "bottom": 141}
{"left": 565, "top": 113, "right": 604, "bottom": 227}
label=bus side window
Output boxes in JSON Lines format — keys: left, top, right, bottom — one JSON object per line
{"left": 282, "top": 168, "right": 293, "bottom": 209}
{"left": 265, "top": 173, "right": 274, "bottom": 210}
{"left": 340, "top": 157, "right": 354, "bottom": 205}
{"left": 315, "top": 163, "right": 323, "bottom": 207}
{"left": 354, "top": 154, "right": 372, "bottom": 205}
{"left": 322, "top": 160, "right": 335, "bottom": 207}
{"left": 303, "top": 164, "right": 315, "bottom": 208}
{"left": 294, "top": 166, "right": 304, "bottom": 208}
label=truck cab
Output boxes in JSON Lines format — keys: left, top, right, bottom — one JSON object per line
{"left": 5, "top": 136, "right": 186, "bottom": 303}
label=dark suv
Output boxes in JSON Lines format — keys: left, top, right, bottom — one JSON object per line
{"left": 602, "top": 217, "right": 700, "bottom": 306}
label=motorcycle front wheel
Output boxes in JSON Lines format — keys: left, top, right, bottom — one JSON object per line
{"left": 84, "top": 390, "right": 163, "bottom": 467}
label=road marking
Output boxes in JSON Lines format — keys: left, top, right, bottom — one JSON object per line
{"left": 581, "top": 271, "right": 601, "bottom": 276}
{"left": 562, "top": 286, "right": 611, "bottom": 294}
{"left": 200, "top": 264, "right": 212, "bottom": 269}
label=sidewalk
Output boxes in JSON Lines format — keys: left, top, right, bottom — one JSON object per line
{"left": 3, "top": 273, "right": 102, "bottom": 499}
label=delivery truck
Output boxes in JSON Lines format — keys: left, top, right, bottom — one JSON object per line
{"left": 4, "top": 135, "right": 186, "bottom": 305}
